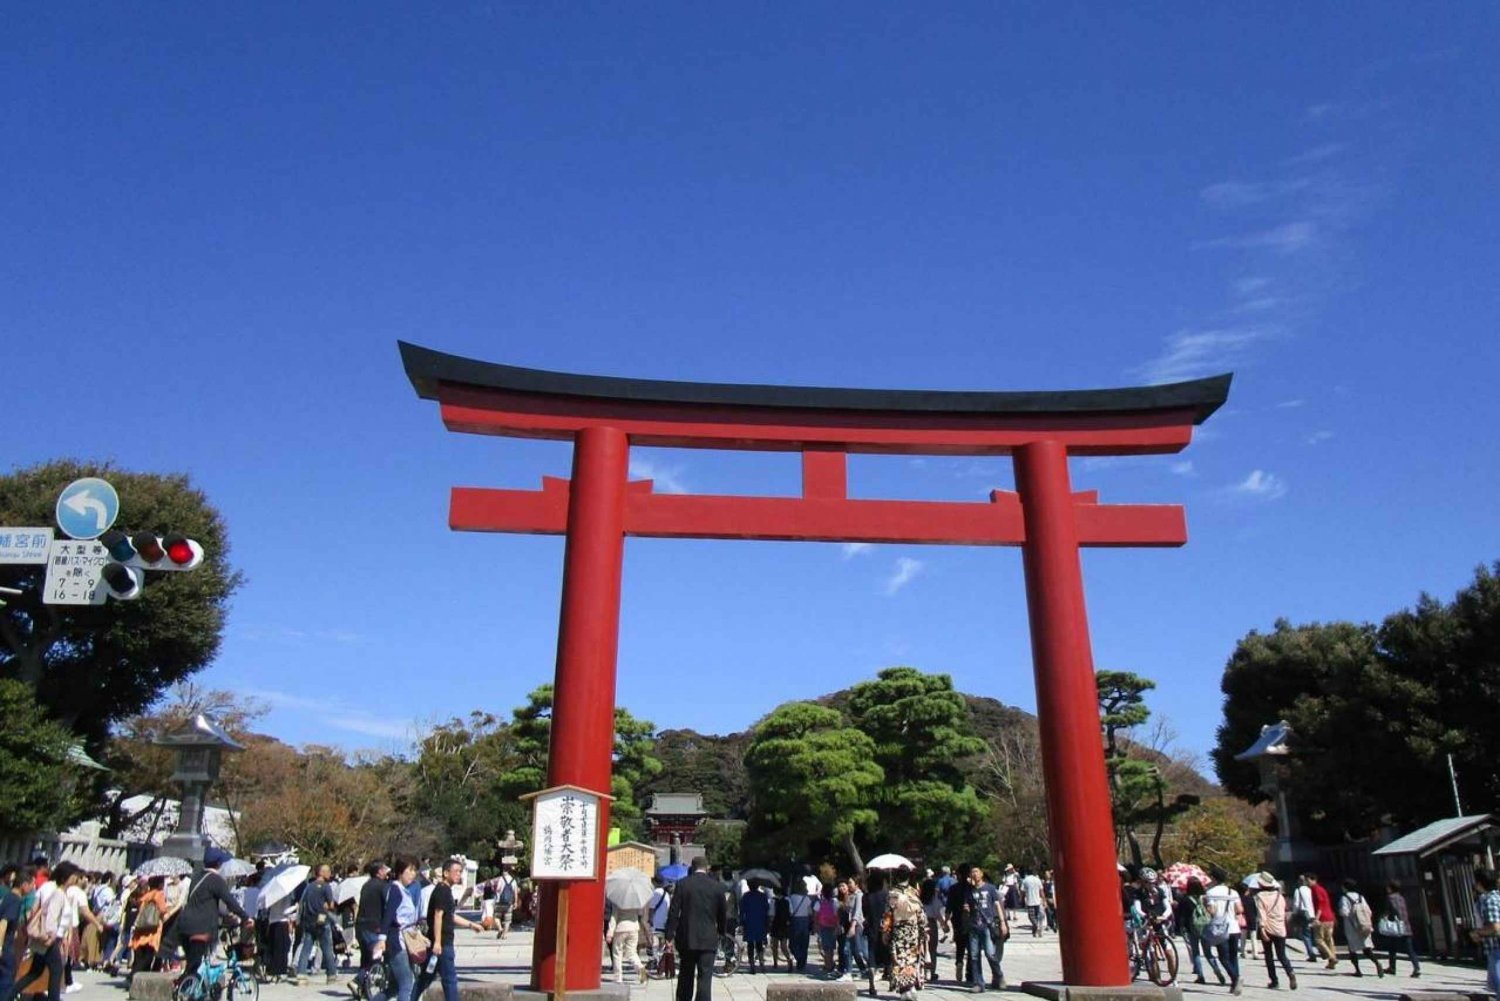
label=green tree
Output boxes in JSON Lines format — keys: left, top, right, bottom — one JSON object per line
{"left": 0, "top": 679, "right": 89, "bottom": 832}
{"left": 1097, "top": 670, "right": 1198, "bottom": 867}
{"left": 0, "top": 461, "right": 242, "bottom": 743}
{"left": 411, "top": 712, "right": 529, "bottom": 862}
{"left": 638, "top": 730, "right": 752, "bottom": 819}
{"left": 843, "top": 667, "right": 987, "bottom": 861}
{"left": 700, "top": 820, "right": 746, "bottom": 869}
{"left": 491, "top": 684, "right": 662, "bottom": 843}
{"left": 1159, "top": 797, "right": 1270, "bottom": 878}
{"left": 744, "top": 702, "right": 884, "bottom": 871}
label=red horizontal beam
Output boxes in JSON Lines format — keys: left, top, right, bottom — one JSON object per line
{"left": 438, "top": 389, "right": 1198, "bottom": 456}
{"left": 449, "top": 480, "right": 1186, "bottom": 548}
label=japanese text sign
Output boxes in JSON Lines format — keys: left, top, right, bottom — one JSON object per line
{"left": 526, "top": 785, "right": 605, "bottom": 881}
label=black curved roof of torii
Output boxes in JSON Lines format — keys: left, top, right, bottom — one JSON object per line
{"left": 399, "top": 341, "right": 1231, "bottom": 424}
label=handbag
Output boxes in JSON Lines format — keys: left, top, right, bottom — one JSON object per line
{"left": 1376, "top": 915, "right": 1407, "bottom": 938}
{"left": 401, "top": 927, "right": 431, "bottom": 963}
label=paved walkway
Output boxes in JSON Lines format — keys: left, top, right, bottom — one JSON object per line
{"left": 67, "top": 927, "right": 1490, "bottom": 1001}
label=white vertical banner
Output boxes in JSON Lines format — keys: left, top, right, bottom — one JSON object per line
{"left": 527, "top": 786, "right": 605, "bottom": 881}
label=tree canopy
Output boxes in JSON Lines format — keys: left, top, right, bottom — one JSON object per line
{"left": 0, "top": 461, "right": 242, "bottom": 743}
{"left": 1212, "top": 562, "right": 1500, "bottom": 842}
{"left": 0, "top": 679, "right": 89, "bottom": 833}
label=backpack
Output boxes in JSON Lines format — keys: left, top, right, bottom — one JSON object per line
{"left": 1202, "top": 895, "right": 1232, "bottom": 946}
{"left": 1349, "top": 894, "right": 1373, "bottom": 937}
{"left": 136, "top": 898, "right": 163, "bottom": 935}
{"left": 26, "top": 889, "right": 56, "bottom": 953}
{"left": 1188, "top": 896, "right": 1210, "bottom": 935}
{"left": 498, "top": 878, "right": 515, "bottom": 908}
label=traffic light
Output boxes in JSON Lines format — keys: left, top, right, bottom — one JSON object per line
{"left": 96, "top": 529, "right": 204, "bottom": 601}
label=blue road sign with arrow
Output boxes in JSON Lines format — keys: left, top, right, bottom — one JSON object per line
{"left": 56, "top": 477, "right": 120, "bottom": 540}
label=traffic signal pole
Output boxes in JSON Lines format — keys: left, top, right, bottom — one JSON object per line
{"left": 530, "top": 426, "right": 629, "bottom": 994}
{"left": 1015, "top": 440, "right": 1130, "bottom": 985}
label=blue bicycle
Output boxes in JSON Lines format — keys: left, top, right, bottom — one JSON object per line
{"left": 174, "top": 941, "right": 260, "bottom": 1001}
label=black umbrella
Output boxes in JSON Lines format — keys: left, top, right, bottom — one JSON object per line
{"left": 741, "top": 868, "right": 781, "bottom": 888}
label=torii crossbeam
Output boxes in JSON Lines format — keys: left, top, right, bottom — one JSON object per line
{"left": 400, "top": 341, "right": 1230, "bottom": 991}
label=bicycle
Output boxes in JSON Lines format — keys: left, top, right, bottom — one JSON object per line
{"left": 647, "top": 940, "right": 676, "bottom": 980}
{"left": 1126, "top": 918, "right": 1179, "bottom": 987}
{"left": 712, "top": 932, "right": 741, "bottom": 978}
{"left": 175, "top": 940, "right": 259, "bottom": 1001}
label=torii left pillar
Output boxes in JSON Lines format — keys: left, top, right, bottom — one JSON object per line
{"left": 531, "top": 426, "right": 629, "bottom": 993}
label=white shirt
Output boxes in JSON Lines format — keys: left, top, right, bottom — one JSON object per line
{"left": 34, "top": 883, "right": 65, "bottom": 937}
{"left": 1022, "top": 875, "right": 1044, "bottom": 907}
{"left": 1293, "top": 884, "right": 1314, "bottom": 916}
{"left": 1205, "top": 884, "right": 1240, "bottom": 920}
{"left": 61, "top": 885, "right": 88, "bottom": 932}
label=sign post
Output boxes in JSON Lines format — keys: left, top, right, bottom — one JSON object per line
{"left": 520, "top": 784, "right": 613, "bottom": 1001}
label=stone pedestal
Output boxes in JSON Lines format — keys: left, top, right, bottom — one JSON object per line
{"left": 1023, "top": 982, "right": 1183, "bottom": 1001}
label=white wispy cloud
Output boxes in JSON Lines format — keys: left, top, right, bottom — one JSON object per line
{"left": 628, "top": 457, "right": 689, "bottom": 494}
{"left": 1199, "top": 221, "right": 1318, "bottom": 255}
{"left": 1132, "top": 328, "right": 1270, "bottom": 384}
{"left": 883, "top": 557, "right": 924, "bottom": 596}
{"left": 1276, "top": 399, "right": 1305, "bottom": 409}
{"left": 238, "top": 626, "right": 364, "bottom": 644}
{"left": 1306, "top": 430, "right": 1335, "bottom": 445}
{"left": 1229, "top": 470, "right": 1288, "bottom": 501}
{"left": 1169, "top": 461, "right": 1195, "bottom": 477}
{"left": 1200, "top": 179, "right": 1308, "bottom": 209}
{"left": 245, "top": 687, "right": 419, "bottom": 744}
{"left": 1283, "top": 143, "right": 1346, "bottom": 166}
{"left": 842, "top": 542, "right": 873, "bottom": 559}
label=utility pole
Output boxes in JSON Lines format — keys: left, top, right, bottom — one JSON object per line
{"left": 1447, "top": 754, "right": 1465, "bottom": 817}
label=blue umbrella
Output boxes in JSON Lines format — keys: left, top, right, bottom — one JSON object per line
{"left": 659, "top": 863, "right": 690, "bottom": 882}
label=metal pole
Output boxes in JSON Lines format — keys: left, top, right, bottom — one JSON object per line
{"left": 1448, "top": 754, "right": 1465, "bottom": 816}
{"left": 1015, "top": 440, "right": 1130, "bottom": 986}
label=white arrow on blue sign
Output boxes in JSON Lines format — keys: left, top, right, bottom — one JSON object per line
{"left": 55, "top": 477, "right": 121, "bottom": 541}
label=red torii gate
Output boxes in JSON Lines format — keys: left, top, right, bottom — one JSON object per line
{"left": 400, "top": 341, "right": 1229, "bottom": 991}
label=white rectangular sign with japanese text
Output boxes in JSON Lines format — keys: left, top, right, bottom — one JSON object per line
{"left": 0, "top": 528, "right": 53, "bottom": 564}
{"left": 530, "top": 787, "right": 601, "bottom": 881}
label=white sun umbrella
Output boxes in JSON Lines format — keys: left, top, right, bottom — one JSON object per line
{"left": 421, "top": 882, "right": 436, "bottom": 915}
{"left": 219, "top": 858, "right": 257, "bottom": 880}
{"left": 135, "top": 856, "right": 194, "bottom": 879}
{"left": 336, "top": 875, "right": 369, "bottom": 905}
{"left": 865, "top": 853, "right": 916, "bottom": 870}
{"left": 259, "top": 864, "right": 311, "bottom": 908}
{"left": 605, "top": 867, "right": 654, "bottom": 911}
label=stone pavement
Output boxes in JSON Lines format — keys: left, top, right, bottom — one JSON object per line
{"left": 69, "top": 925, "right": 1491, "bottom": 1001}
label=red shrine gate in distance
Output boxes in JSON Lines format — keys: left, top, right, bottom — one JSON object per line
{"left": 400, "top": 341, "right": 1230, "bottom": 992}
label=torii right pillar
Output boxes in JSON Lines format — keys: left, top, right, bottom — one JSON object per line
{"left": 1016, "top": 439, "right": 1129, "bottom": 985}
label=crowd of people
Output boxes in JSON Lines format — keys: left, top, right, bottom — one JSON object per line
{"left": 6, "top": 850, "right": 1500, "bottom": 1001}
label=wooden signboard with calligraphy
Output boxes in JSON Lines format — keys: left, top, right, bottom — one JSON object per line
{"left": 520, "top": 784, "right": 613, "bottom": 1001}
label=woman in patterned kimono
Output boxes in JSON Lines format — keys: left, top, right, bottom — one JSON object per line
{"left": 886, "top": 868, "right": 927, "bottom": 1000}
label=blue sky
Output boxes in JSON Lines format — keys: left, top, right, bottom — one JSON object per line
{"left": 6, "top": 4, "right": 1498, "bottom": 768}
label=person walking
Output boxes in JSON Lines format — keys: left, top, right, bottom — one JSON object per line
{"left": 919, "top": 877, "right": 943, "bottom": 980}
{"left": 961, "top": 866, "right": 1005, "bottom": 993}
{"left": 1020, "top": 870, "right": 1045, "bottom": 937}
{"left": 815, "top": 884, "right": 839, "bottom": 974}
{"left": 846, "top": 879, "right": 869, "bottom": 977}
{"left": 414, "top": 859, "right": 482, "bottom": 1001}
{"left": 1470, "top": 868, "right": 1500, "bottom": 997}
{"left": 1248, "top": 873, "right": 1297, "bottom": 990}
{"left": 945, "top": 864, "right": 972, "bottom": 985}
{"left": 127, "top": 876, "right": 172, "bottom": 983}
{"left": 492, "top": 866, "right": 519, "bottom": 940}
{"left": 1177, "top": 878, "right": 1226, "bottom": 986}
{"left": 1306, "top": 874, "right": 1337, "bottom": 970}
{"left": 665, "top": 858, "right": 726, "bottom": 1001}
{"left": 607, "top": 900, "right": 648, "bottom": 984}
{"left": 648, "top": 880, "right": 674, "bottom": 966}
{"left": 295, "top": 865, "right": 340, "bottom": 984}
{"left": 354, "top": 861, "right": 391, "bottom": 996}
{"left": 887, "top": 868, "right": 928, "bottom": 1001}
{"left": 1338, "top": 879, "right": 1384, "bottom": 978}
{"left": 1204, "top": 867, "right": 1243, "bottom": 995}
{"left": 0, "top": 867, "right": 35, "bottom": 1001}
{"left": 1380, "top": 882, "right": 1419, "bottom": 977}
{"left": 739, "top": 883, "right": 769, "bottom": 974}
{"left": 175, "top": 850, "right": 251, "bottom": 983}
{"left": 380, "top": 858, "right": 421, "bottom": 1001}
{"left": 8, "top": 861, "right": 82, "bottom": 1001}
{"left": 861, "top": 870, "right": 890, "bottom": 999}
{"left": 787, "top": 882, "right": 813, "bottom": 973}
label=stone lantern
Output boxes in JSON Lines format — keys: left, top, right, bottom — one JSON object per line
{"left": 154, "top": 714, "right": 244, "bottom": 863}
{"left": 1234, "top": 719, "right": 1314, "bottom": 870}
{"left": 497, "top": 828, "right": 526, "bottom": 866}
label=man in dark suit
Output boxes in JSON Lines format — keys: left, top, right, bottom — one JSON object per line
{"left": 666, "top": 857, "right": 727, "bottom": 1001}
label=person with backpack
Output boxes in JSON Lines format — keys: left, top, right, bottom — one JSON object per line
{"left": 648, "top": 880, "right": 674, "bottom": 965}
{"left": 1203, "top": 867, "right": 1243, "bottom": 995}
{"left": 1176, "top": 879, "right": 1226, "bottom": 986}
{"left": 175, "top": 850, "right": 252, "bottom": 984}
{"left": 7, "top": 861, "right": 82, "bottom": 1001}
{"left": 492, "top": 866, "right": 519, "bottom": 940}
{"left": 1338, "top": 879, "right": 1385, "bottom": 978}
{"left": 815, "top": 884, "right": 840, "bottom": 974}
{"left": 1247, "top": 873, "right": 1297, "bottom": 990}
{"left": 127, "top": 876, "right": 172, "bottom": 983}
{"left": 0, "top": 867, "right": 37, "bottom": 1001}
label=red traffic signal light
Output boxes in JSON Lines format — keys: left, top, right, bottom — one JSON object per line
{"left": 164, "top": 534, "right": 196, "bottom": 566}
{"left": 120, "top": 533, "right": 204, "bottom": 571}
